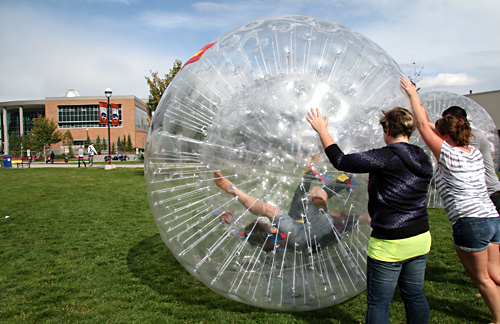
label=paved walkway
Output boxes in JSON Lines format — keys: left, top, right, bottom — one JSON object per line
{"left": 6, "top": 162, "right": 143, "bottom": 169}
{"left": 4, "top": 155, "right": 144, "bottom": 169}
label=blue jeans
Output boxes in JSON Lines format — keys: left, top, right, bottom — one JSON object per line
{"left": 366, "top": 254, "right": 429, "bottom": 324}
{"left": 452, "top": 217, "right": 500, "bottom": 252}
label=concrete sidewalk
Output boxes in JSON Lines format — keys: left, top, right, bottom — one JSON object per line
{"left": 9, "top": 162, "right": 143, "bottom": 169}
{"left": 5, "top": 154, "right": 144, "bottom": 169}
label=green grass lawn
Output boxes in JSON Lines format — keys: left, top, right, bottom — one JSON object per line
{"left": 0, "top": 168, "right": 493, "bottom": 323}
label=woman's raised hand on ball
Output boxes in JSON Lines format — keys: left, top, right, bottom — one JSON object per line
{"left": 307, "top": 108, "right": 336, "bottom": 149}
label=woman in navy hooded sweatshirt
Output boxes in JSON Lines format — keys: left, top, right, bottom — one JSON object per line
{"left": 308, "top": 106, "right": 433, "bottom": 324}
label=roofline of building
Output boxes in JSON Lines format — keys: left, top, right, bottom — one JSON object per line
{"left": 0, "top": 96, "right": 146, "bottom": 110}
{"left": 45, "top": 95, "right": 145, "bottom": 104}
{"left": 465, "top": 89, "right": 500, "bottom": 97}
{"left": 0, "top": 99, "right": 46, "bottom": 107}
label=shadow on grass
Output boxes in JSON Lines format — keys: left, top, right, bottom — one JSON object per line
{"left": 126, "top": 234, "right": 362, "bottom": 323}
{"left": 424, "top": 262, "right": 491, "bottom": 323}
{"left": 427, "top": 295, "right": 490, "bottom": 323}
{"left": 127, "top": 234, "right": 264, "bottom": 312}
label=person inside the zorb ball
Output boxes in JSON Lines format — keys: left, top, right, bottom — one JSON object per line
{"left": 214, "top": 155, "right": 369, "bottom": 252}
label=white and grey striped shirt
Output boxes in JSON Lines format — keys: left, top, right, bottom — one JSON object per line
{"left": 435, "top": 141, "right": 498, "bottom": 225}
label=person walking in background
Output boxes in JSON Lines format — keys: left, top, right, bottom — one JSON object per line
{"left": 401, "top": 77, "right": 500, "bottom": 324}
{"left": 77, "top": 146, "right": 86, "bottom": 168}
{"left": 307, "top": 106, "right": 433, "bottom": 324}
{"left": 87, "top": 143, "right": 97, "bottom": 167}
{"left": 50, "top": 151, "right": 55, "bottom": 164}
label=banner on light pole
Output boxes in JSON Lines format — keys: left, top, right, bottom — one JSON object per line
{"left": 111, "top": 104, "right": 120, "bottom": 126}
{"left": 99, "top": 102, "right": 108, "bottom": 125}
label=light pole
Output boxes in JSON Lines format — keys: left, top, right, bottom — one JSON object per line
{"left": 104, "top": 88, "right": 112, "bottom": 164}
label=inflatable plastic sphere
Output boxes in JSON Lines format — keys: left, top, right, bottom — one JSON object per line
{"left": 145, "top": 15, "right": 408, "bottom": 311}
{"left": 418, "top": 91, "right": 500, "bottom": 208}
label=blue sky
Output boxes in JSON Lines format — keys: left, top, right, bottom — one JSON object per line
{"left": 1, "top": 0, "right": 499, "bottom": 101}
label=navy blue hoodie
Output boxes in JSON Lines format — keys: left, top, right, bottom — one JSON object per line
{"left": 325, "top": 142, "right": 433, "bottom": 239}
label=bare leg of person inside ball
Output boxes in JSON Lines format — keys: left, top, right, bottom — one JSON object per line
{"left": 214, "top": 171, "right": 329, "bottom": 224}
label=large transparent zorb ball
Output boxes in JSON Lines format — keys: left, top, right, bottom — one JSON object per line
{"left": 419, "top": 91, "right": 500, "bottom": 208}
{"left": 145, "top": 15, "right": 407, "bottom": 311}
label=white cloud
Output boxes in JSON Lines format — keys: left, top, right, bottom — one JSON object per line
{"left": 138, "top": 11, "right": 200, "bottom": 30}
{"left": 419, "top": 73, "right": 479, "bottom": 88}
{"left": 85, "top": 0, "right": 137, "bottom": 3}
{"left": 193, "top": 2, "right": 232, "bottom": 11}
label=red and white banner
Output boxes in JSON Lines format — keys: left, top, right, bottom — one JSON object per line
{"left": 111, "top": 104, "right": 120, "bottom": 126}
{"left": 99, "top": 102, "right": 108, "bottom": 125}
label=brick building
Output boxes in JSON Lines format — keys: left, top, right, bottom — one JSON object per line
{"left": 0, "top": 90, "right": 148, "bottom": 156}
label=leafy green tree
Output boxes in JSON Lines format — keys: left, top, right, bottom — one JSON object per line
{"left": 86, "top": 134, "right": 91, "bottom": 146}
{"left": 145, "top": 59, "right": 182, "bottom": 120}
{"left": 111, "top": 143, "right": 116, "bottom": 154}
{"left": 101, "top": 137, "right": 108, "bottom": 152}
{"left": 95, "top": 135, "right": 101, "bottom": 154}
{"left": 62, "top": 130, "right": 74, "bottom": 158}
{"left": 116, "top": 137, "right": 122, "bottom": 152}
{"left": 122, "top": 135, "right": 126, "bottom": 152}
{"left": 126, "top": 134, "right": 133, "bottom": 152}
{"left": 8, "top": 133, "right": 22, "bottom": 157}
{"left": 30, "top": 115, "right": 63, "bottom": 161}
{"left": 22, "top": 134, "right": 33, "bottom": 155}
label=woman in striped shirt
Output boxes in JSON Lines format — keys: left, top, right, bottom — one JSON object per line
{"left": 401, "top": 77, "right": 500, "bottom": 324}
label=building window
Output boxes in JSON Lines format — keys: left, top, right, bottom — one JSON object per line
{"left": 58, "top": 104, "right": 122, "bottom": 129}
{"left": 5, "top": 110, "right": 44, "bottom": 136}
{"left": 135, "top": 105, "right": 148, "bottom": 130}
{"left": 24, "top": 111, "right": 43, "bottom": 133}
{"left": 7, "top": 111, "right": 19, "bottom": 136}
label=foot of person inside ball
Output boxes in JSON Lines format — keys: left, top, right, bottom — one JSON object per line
{"left": 305, "top": 153, "right": 319, "bottom": 173}
{"left": 214, "top": 171, "right": 236, "bottom": 194}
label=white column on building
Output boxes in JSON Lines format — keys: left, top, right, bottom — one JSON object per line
{"left": 2, "top": 108, "right": 8, "bottom": 154}
{"left": 19, "top": 106, "right": 24, "bottom": 135}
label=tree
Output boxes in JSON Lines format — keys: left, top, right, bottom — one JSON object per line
{"left": 95, "top": 135, "right": 101, "bottom": 154}
{"left": 101, "top": 136, "right": 108, "bottom": 152}
{"left": 8, "top": 133, "right": 22, "bottom": 157}
{"left": 22, "top": 134, "right": 33, "bottom": 156}
{"left": 116, "top": 137, "right": 122, "bottom": 152}
{"left": 126, "top": 134, "right": 133, "bottom": 152}
{"left": 145, "top": 59, "right": 182, "bottom": 120}
{"left": 62, "top": 130, "right": 74, "bottom": 158}
{"left": 30, "top": 115, "right": 63, "bottom": 161}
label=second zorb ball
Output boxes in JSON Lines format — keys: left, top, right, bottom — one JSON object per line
{"left": 419, "top": 91, "right": 500, "bottom": 208}
{"left": 145, "top": 15, "right": 407, "bottom": 311}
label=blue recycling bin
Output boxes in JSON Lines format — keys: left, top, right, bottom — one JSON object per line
{"left": 2, "top": 155, "right": 12, "bottom": 167}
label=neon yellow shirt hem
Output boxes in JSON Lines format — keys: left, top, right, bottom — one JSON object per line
{"left": 368, "top": 231, "right": 431, "bottom": 262}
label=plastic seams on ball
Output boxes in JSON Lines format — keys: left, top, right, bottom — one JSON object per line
{"left": 145, "top": 15, "right": 409, "bottom": 311}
